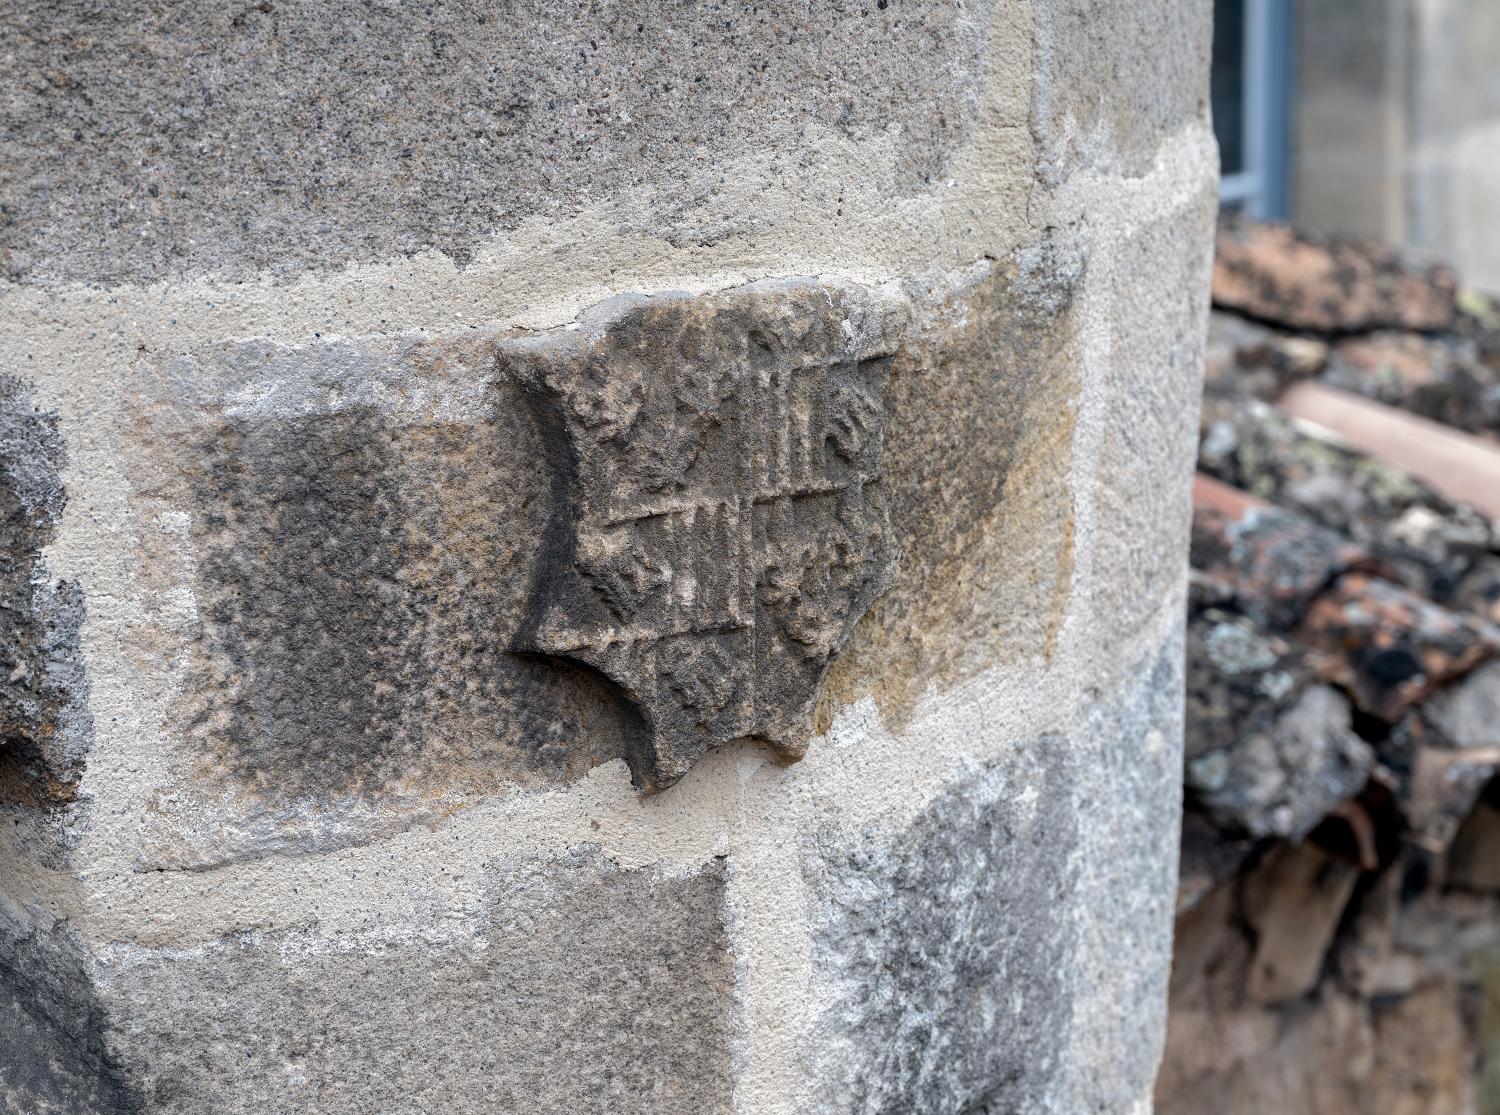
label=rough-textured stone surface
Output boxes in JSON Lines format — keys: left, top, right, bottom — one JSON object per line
{"left": 0, "top": 0, "right": 1218, "bottom": 1109}
{"left": 1, "top": 904, "right": 139, "bottom": 1115}
{"left": 1058, "top": 632, "right": 1188, "bottom": 1113}
{"left": 0, "top": 376, "right": 90, "bottom": 805}
{"left": 131, "top": 280, "right": 909, "bottom": 802}
{"left": 1, "top": 0, "right": 996, "bottom": 286}
{"left": 93, "top": 854, "right": 733, "bottom": 1115}
{"left": 891, "top": 248, "right": 1094, "bottom": 670}
{"left": 826, "top": 243, "right": 1088, "bottom": 724}
{"left": 803, "top": 747, "right": 1080, "bottom": 1115}
{"left": 1030, "top": 0, "right": 1211, "bottom": 184}
{"left": 123, "top": 257, "right": 1095, "bottom": 868}
{"left": 126, "top": 326, "right": 641, "bottom": 861}
{"left": 803, "top": 637, "right": 1183, "bottom": 1115}
{"left": 507, "top": 283, "right": 905, "bottom": 788}
{"left": 1213, "top": 217, "right": 1459, "bottom": 334}
{"left": 1092, "top": 201, "right": 1215, "bottom": 645}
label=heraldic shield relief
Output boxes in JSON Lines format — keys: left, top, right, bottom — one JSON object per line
{"left": 505, "top": 280, "right": 908, "bottom": 789}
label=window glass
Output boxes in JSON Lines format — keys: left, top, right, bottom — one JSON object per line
{"left": 1213, "top": 0, "right": 1246, "bottom": 177}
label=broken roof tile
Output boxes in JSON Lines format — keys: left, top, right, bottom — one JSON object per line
{"left": 1192, "top": 474, "right": 1365, "bottom": 630}
{"left": 1197, "top": 396, "right": 1495, "bottom": 604}
{"left": 1206, "top": 310, "right": 1329, "bottom": 402}
{"left": 1318, "top": 331, "right": 1500, "bottom": 439}
{"left": 1279, "top": 381, "right": 1500, "bottom": 521}
{"left": 1213, "top": 216, "right": 1459, "bottom": 334}
{"left": 1189, "top": 682, "right": 1375, "bottom": 842}
{"left": 1187, "top": 216, "right": 1500, "bottom": 887}
{"left": 1404, "top": 745, "right": 1500, "bottom": 854}
{"left": 1420, "top": 660, "right": 1500, "bottom": 752}
{"left": 1186, "top": 608, "right": 1314, "bottom": 764}
{"left": 1296, "top": 573, "right": 1500, "bottom": 724}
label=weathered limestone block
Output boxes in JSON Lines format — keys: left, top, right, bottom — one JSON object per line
{"left": 1, "top": 902, "right": 135, "bottom": 1115}
{"left": 1031, "top": 0, "right": 1210, "bottom": 183}
{"left": 2, "top": 1, "right": 997, "bottom": 286}
{"left": 94, "top": 854, "right": 734, "bottom": 1115}
{"left": 102, "top": 259, "right": 1092, "bottom": 874}
{"left": 0, "top": 0, "right": 1216, "bottom": 1110}
{"left": 1243, "top": 841, "right": 1361, "bottom": 1005}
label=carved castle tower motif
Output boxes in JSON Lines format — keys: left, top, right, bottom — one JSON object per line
{"left": 507, "top": 282, "right": 905, "bottom": 788}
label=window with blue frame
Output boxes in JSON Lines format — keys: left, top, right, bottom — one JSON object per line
{"left": 1213, "top": 0, "right": 1292, "bottom": 218}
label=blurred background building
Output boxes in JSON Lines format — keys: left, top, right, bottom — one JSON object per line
{"left": 1215, "top": 0, "right": 1500, "bottom": 290}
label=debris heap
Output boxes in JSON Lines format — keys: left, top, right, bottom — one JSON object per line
{"left": 1159, "top": 218, "right": 1500, "bottom": 1114}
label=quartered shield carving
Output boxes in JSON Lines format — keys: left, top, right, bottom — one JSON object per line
{"left": 505, "top": 280, "right": 907, "bottom": 789}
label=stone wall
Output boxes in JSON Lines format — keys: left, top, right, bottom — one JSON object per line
{"left": 0, "top": 3, "right": 1216, "bottom": 1111}
{"left": 1294, "top": 0, "right": 1500, "bottom": 292}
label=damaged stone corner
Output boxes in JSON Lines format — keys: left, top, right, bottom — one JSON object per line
{"left": 0, "top": 374, "right": 92, "bottom": 809}
{"left": 0, "top": 376, "right": 124, "bottom": 1115}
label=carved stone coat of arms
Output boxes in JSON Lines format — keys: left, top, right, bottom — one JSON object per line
{"left": 504, "top": 280, "right": 907, "bottom": 789}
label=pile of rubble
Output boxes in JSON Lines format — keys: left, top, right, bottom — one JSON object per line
{"left": 1157, "top": 218, "right": 1500, "bottom": 1114}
